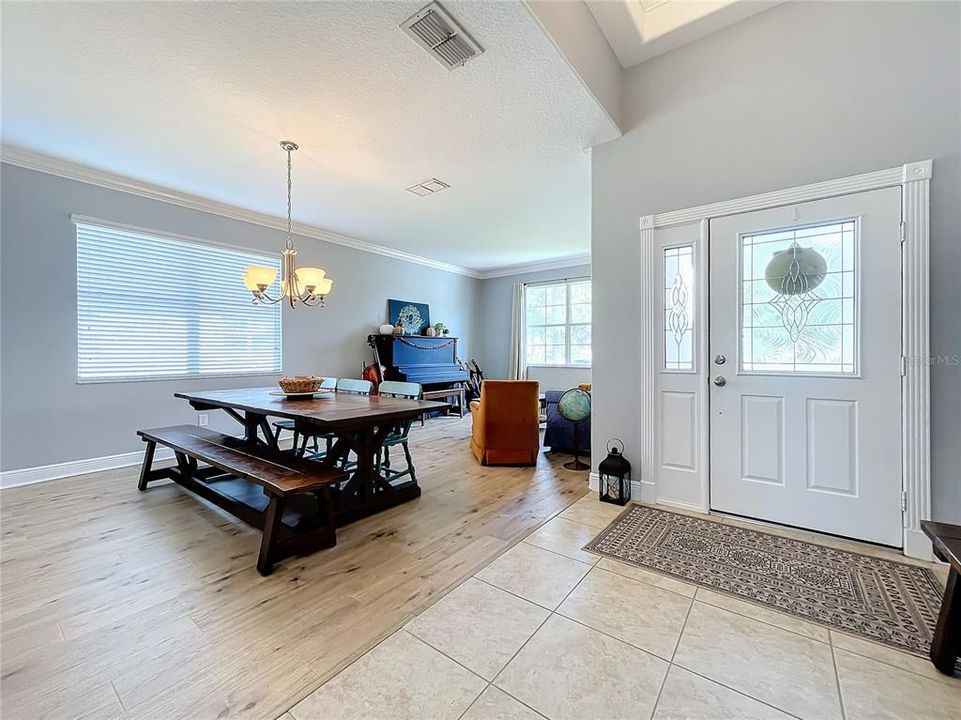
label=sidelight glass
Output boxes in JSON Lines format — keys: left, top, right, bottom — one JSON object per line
{"left": 663, "top": 245, "right": 695, "bottom": 371}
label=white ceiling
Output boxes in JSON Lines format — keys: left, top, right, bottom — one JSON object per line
{"left": 0, "top": 1, "right": 619, "bottom": 273}
{"left": 586, "top": 0, "right": 779, "bottom": 68}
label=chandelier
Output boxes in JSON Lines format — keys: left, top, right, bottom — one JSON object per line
{"left": 242, "top": 141, "right": 332, "bottom": 307}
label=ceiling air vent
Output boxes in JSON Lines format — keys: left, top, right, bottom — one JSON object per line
{"left": 401, "top": 2, "right": 484, "bottom": 70}
{"left": 406, "top": 178, "right": 450, "bottom": 196}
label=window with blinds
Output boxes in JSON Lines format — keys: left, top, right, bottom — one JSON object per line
{"left": 75, "top": 219, "right": 282, "bottom": 383}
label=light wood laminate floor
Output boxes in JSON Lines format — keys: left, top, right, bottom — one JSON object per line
{"left": 1, "top": 417, "right": 589, "bottom": 720}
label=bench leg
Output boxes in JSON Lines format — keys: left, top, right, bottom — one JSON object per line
{"left": 257, "top": 494, "right": 286, "bottom": 576}
{"left": 931, "top": 567, "right": 961, "bottom": 674}
{"left": 137, "top": 440, "right": 157, "bottom": 491}
{"left": 321, "top": 487, "right": 337, "bottom": 548}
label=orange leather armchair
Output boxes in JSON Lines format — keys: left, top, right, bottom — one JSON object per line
{"left": 469, "top": 380, "right": 540, "bottom": 466}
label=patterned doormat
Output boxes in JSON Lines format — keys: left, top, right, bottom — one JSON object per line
{"left": 583, "top": 504, "right": 944, "bottom": 658}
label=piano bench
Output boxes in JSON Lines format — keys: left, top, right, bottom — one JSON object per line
{"left": 421, "top": 387, "right": 466, "bottom": 422}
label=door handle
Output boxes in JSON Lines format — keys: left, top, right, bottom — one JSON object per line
{"left": 713, "top": 376, "right": 727, "bottom": 387}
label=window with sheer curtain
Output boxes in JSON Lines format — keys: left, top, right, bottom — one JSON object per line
{"left": 524, "top": 278, "right": 591, "bottom": 367}
{"left": 75, "top": 218, "right": 282, "bottom": 383}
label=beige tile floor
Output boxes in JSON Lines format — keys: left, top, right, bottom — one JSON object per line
{"left": 290, "top": 497, "right": 961, "bottom": 720}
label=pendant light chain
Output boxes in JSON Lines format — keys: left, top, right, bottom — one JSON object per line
{"left": 285, "top": 145, "right": 294, "bottom": 251}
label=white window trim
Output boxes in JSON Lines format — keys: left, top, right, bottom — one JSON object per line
{"left": 73, "top": 215, "right": 283, "bottom": 384}
{"left": 524, "top": 277, "right": 592, "bottom": 369}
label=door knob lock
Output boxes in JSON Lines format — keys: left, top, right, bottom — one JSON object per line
{"left": 713, "top": 376, "right": 727, "bottom": 387}
{"left": 714, "top": 354, "right": 726, "bottom": 365}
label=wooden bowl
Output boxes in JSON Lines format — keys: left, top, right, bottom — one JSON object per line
{"left": 277, "top": 375, "right": 323, "bottom": 394}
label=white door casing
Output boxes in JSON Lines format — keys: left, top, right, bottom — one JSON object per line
{"left": 638, "top": 161, "right": 932, "bottom": 558}
{"left": 708, "top": 189, "right": 902, "bottom": 546}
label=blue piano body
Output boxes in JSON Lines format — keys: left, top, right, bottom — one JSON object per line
{"left": 369, "top": 335, "right": 468, "bottom": 388}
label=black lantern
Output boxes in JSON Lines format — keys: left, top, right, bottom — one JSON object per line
{"left": 598, "top": 438, "right": 631, "bottom": 505}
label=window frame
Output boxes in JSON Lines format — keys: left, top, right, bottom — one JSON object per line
{"left": 524, "top": 277, "right": 592, "bottom": 369}
{"left": 73, "top": 215, "right": 283, "bottom": 384}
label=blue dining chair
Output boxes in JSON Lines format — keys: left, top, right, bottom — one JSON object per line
{"left": 273, "top": 377, "right": 337, "bottom": 456}
{"left": 376, "top": 381, "right": 422, "bottom": 485}
{"left": 335, "top": 378, "right": 373, "bottom": 394}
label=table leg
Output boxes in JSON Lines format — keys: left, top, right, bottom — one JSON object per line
{"left": 930, "top": 567, "right": 961, "bottom": 674}
{"left": 352, "top": 424, "right": 393, "bottom": 503}
{"left": 328, "top": 424, "right": 418, "bottom": 524}
{"left": 236, "top": 411, "right": 279, "bottom": 450}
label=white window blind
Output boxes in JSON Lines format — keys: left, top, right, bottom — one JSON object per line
{"left": 75, "top": 219, "right": 282, "bottom": 383}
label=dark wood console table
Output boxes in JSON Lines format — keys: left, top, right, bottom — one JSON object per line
{"left": 921, "top": 519, "right": 961, "bottom": 675}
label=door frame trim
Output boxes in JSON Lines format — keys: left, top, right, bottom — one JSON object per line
{"left": 637, "top": 160, "right": 933, "bottom": 559}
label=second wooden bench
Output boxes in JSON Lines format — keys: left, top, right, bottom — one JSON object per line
{"left": 137, "top": 424, "right": 348, "bottom": 575}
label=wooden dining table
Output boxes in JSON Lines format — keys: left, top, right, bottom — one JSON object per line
{"left": 174, "top": 387, "right": 448, "bottom": 525}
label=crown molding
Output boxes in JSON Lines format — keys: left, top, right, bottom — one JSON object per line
{"left": 476, "top": 253, "right": 591, "bottom": 279}
{"left": 1, "top": 144, "right": 483, "bottom": 279}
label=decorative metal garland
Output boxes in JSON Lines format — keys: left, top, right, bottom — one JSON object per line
{"left": 395, "top": 337, "right": 456, "bottom": 351}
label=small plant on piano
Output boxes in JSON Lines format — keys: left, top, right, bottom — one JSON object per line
{"left": 433, "top": 322, "right": 447, "bottom": 336}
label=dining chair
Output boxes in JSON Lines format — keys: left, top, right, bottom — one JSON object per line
{"left": 273, "top": 377, "right": 337, "bottom": 456}
{"left": 375, "top": 381, "right": 422, "bottom": 485}
{"left": 335, "top": 378, "right": 374, "bottom": 394}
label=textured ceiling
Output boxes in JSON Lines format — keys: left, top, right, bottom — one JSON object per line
{"left": 1, "top": 1, "right": 619, "bottom": 271}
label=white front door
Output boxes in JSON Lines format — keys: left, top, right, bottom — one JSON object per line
{"left": 708, "top": 188, "right": 903, "bottom": 546}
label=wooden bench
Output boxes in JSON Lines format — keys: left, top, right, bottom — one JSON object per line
{"left": 921, "top": 519, "right": 961, "bottom": 675}
{"left": 137, "top": 425, "right": 348, "bottom": 575}
{"left": 421, "top": 387, "right": 465, "bottom": 424}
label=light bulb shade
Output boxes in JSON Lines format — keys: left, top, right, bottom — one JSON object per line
{"left": 295, "top": 267, "right": 327, "bottom": 291}
{"left": 314, "top": 278, "right": 333, "bottom": 295}
{"left": 764, "top": 243, "right": 827, "bottom": 296}
{"left": 246, "top": 265, "right": 278, "bottom": 288}
{"left": 242, "top": 272, "right": 259, "bottom": 292}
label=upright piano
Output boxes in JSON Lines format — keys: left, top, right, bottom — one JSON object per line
{"left": 368, "top": 334, "right": 468, "bottom": 389}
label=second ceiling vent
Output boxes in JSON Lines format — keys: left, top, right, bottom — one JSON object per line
{"left": 401, "top": 2, "right": 484, "bottom": 70}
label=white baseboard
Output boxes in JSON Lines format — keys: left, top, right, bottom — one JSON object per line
{"left": 588, "top": 473, "right": 648, "bottom": 504}
{"left": 903, "top": 527, "right": 934, "bottom": 561}
{"left": 0, "top": 432, "right": 297, "bottom": 490}
{"left": 588, "top": 472, "right": 600, "bottom": 492}
{"left": 0, "top": 448, "right": 175, "bottom": 489}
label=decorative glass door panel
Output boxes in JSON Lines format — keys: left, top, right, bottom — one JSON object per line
{"left": 740, "top": 220, "right": 857, "bottom": 374}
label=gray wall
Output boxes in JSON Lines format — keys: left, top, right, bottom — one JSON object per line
{"left": 591, "top": 2, "right": 961, "bottom": 521}
{"left": 0, "top": 164, "right": 480, "bottom": 472}
{"left": 476, "top": 264, "right": 591, "bottom": 380}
